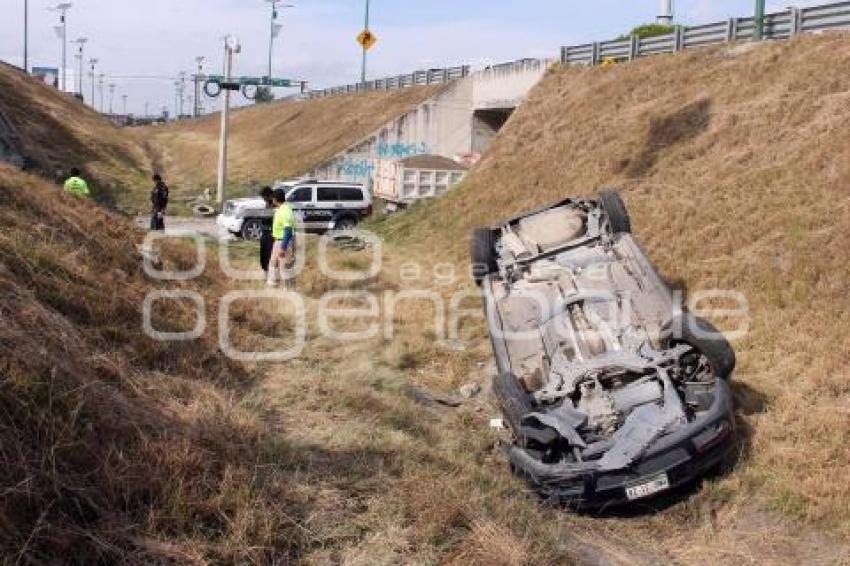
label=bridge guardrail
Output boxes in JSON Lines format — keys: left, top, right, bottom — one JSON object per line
{"left": 307, "top": 65, "right": 471, "bottom": 99}
{"left": 560, "top": 0, "right": 850, "bottom": 65}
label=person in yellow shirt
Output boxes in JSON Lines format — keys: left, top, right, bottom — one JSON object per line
{"left": 268, "top": 189, "right": 297, "bottom": 288}
{"left": 63, "top": 168, "right": 90, "bottom": 198}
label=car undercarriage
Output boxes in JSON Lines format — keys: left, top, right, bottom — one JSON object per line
{"left": 473, "top": 190, "right": 736, "bottom": 507}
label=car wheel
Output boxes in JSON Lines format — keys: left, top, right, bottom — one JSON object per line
{"left": 471, "top": 227, "right": 497, "bottom": 286}
{"left": 663, "top": 313, "right": 736, "bottom": 380}
{"left": 493, "top": 372, "right": 535, "bottom": 438}
{"left": 598, "top": 189, "right": 631, "bottom": 234}
{"left": 241, "top": 219, "right": 264, "bottom": 241}
{"left": 334, "top": 216, "right": 358, "bottom": 231}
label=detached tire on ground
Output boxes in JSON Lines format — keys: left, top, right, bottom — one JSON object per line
{"left": 471, "top": 227, "right": 497, "bottom": 286}
{"left": 663, "top": 313, "right": 736, "bottom": 380}
{"left": 598, "top": 189, "right": 631, "bottom": 234}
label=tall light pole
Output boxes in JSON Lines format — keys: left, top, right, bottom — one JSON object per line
{"left": 49, "top": 3, "right": 73, "bottom": 92}
{"left": 217, "top": 35, "right": 241, "bottom": 206}
{"left": 122, "top": 94, "right": 128, "bottom": 115}
{"left": 74, "top": 37, "right": 87, "bottom": 97}
{"left": 265, "top": 1, "right": 293, "bottom": 80}
{"left": 97, "top": 73, "right": 105, "bottom": 113}
{"left": 108, "top": 83, "right": 116, "bottom": 114}
{"left": 194, "top": 56, "right": 205, "bottom": 117}
{"left": 361, "top": 0, "right": 370, "bottom": 84}
{"left": 23, "top": 0, "right": 29, "bottom": 72}
{"left": 88, "top": 58, "right": 98, "bottom": 107}
{"left": 754, "top": 0, "right": 766, "bottom": 40}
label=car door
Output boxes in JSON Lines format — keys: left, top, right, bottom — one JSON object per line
{"left": 315, "top": 186, "right": 342, "bottom": 230}
{"left": 286, "top": 186, "right": 315, "bottom": 228}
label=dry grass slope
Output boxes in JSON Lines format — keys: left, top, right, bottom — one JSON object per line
{"left": 137, "top": 86, "right": 443, "bottom": 197}
{"left": 0, "top": 165, "right": 307, "bottom": 562}
{"left": 386, "top": 32, "right": 850, "bottom": 534}
{"left": 0, "top": 63, "right": 152, "bottom": 206}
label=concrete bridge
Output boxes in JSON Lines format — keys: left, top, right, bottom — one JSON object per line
{"left": 310, "top": 58, "right": 552, "bottom": 188}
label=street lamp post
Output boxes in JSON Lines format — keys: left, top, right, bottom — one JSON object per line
{"left": 74, "top": 37, "right": 87, "bottom": 97}
{"left": 108, "top": 83, "right": 116, "bottom": 114}
{"left": 98, "top": 73, "right": 105, "bottom": 113}
{"left": 361, "top": 0, "right": 370, "bottom": 84}
{"left": 88, "top": 58, "right": 98, "bottom": 107}
{"left": 50, "top": 3, "right": 73, "bottom": 92}
{"left": 265, "top": 0, "right": 293, "bottom": 81}
{"left": 194, "top": 56, "right": 205, "bottom": 117}
{"left": 23, "top": 0, "right": 29, "bottom": 72}
{"left": 217, "top": 35, "right": 241, "bottom": 206}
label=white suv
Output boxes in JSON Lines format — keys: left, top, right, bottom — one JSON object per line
{"left": 217, "top": 181, "right": 372, "bottom": 240}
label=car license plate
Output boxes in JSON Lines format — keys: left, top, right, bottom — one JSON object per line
{"left": 625, "top": 473, "right": 670, "bottom": 501}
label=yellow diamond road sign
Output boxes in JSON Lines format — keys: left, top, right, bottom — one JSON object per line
{"left": 357, "top": 29, "right": 377, "bottom": 51}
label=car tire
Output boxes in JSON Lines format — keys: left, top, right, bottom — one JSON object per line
{"left": 334, "top": 216, "right": 358, "bottom": 231}
{"left": 599, "top": 189, "right": 631, "bottom": 234}
{"left": 471, "top": 227, "right": 497, "bottom": 286}
{"left": 241, "top": 219, "right": 264, "bottom": 241}
{"left": 663, "top": 313, "right": 736, "bottom": 380}
{"left": 493, "top": 372, "right": 535, "bottom": 438}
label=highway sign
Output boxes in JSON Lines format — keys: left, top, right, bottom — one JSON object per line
{"left": 206, "top": 75, "right": 294, "bottom": 88}
{"left": 357, "top": 29, "right": 377, "bottom": 51}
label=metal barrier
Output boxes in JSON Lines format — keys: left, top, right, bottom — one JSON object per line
{"left": 560, "top": 1, "right": 850, "bottom": 65}
{"left": 307, "top": 65, "right": 471, "bottom": 99}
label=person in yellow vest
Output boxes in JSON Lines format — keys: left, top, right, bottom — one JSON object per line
{"left": 63, "top": 168, "right": 90, "bottom": 198}
{"left": 268, "top": 188, "right": 297, "bottom": 289}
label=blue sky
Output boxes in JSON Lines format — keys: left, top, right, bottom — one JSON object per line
{"left": 0, "top": 0, "right": 827, "bottom": 114}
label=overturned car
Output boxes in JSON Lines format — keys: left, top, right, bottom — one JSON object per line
{"left": 472, "top": 190, "right": 736, "bottom": 508}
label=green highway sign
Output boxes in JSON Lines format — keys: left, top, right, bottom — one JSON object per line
{"left": 205, "top": 75, "right": 294, "bottom": 88}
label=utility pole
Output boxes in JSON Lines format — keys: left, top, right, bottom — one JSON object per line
{"left": 74, "top": 37, "right": 87, "bottom": 97}
{"left": 217, "top": 35, "right": 241, "bottom": 206}
{"left": 194, "top": 56, "right": 205, "bottom": 117}
{"left": 144, "top": 101, "right": 149, "bottom": 118}
{"left": 361, "top": 0, "right": 370, "bottom": 84}
{"left": 88, "top": 58, "right": 98, "bottom": 107}
{"left": 265, "top": 1, "right": 293, "bottom": 81}
{"left": 108, "top": 83, "right": 116, "bottom": 114}
{"left": 50, "top": 3, "right": 73, "bottom": 92}
{"left": 754, "top": 0, "right": 766, "bottom": 40}
{"left": 122, "top": 94, "right": 128, "bottom": 115}
{"left": 23, "top": 0, "right": 28, "bottom": 72}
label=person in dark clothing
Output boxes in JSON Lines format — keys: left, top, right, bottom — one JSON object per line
{"left": 150, "top": 174, "right": 169, "bottom": 231}
{"left": 259, "top": 186, "right": 275, "bottom": 274}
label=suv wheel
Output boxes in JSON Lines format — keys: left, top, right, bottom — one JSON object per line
{"left": 598, "top": 189, "right": 631, "bottom": 234}
{"left": 241, "top": 219, "right": 264, "bottom": 241}
{"left": 334, "top": 216, "right": 358, "bottom": 231}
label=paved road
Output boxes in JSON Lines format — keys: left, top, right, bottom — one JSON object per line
{"left": 134, "top": 215, "right": 231, "bottom": 240}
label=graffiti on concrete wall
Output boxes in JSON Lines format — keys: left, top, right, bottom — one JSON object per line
{"left": 377, "top": 141, "right": 428, "bottom": 159}
{"left": 337, "top": 158, "right": 375, "bottom": 178}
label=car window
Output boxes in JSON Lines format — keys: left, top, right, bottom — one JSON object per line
{"left": 317, "top": 187, "right": 340, "bottom": 202}
{"left": 338, "top": 187, "right": 364, "bottom": 202}
{"left": 288, "top": 187, "right": 313, "bottom": 202}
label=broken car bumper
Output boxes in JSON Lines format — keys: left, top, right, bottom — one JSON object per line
{"left": 506, "top": 377, "right": 735, "bottom": 509}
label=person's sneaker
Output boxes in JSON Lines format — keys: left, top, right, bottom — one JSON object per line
{"left": 266, "top": 279, "right": 280, "bottom": 288}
